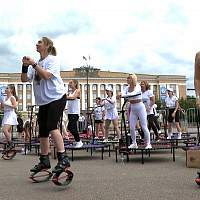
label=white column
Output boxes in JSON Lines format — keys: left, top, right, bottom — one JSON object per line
{"left": 81, "top": 84, "right": 85, "bottom": 110}
{"left": 176, "top": 84, "right": 179, "bottom": 98}
{"left": 113, "top": 84, "right": 116, "bottom": 97}
{"left": 31, "top": 84, "right": 35, "bottom": 106}
{"left": 89, "top": 84, "right": 93, "bottom": 108}
{"left": 120, "top": 84, "right": 124, "bottom": 107}
{"left": 22, "top": 84, "right": 26, "bottom": 111}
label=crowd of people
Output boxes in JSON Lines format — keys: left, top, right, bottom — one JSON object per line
{"left": 0, "top": 36, "right": 189, "bottom": 174}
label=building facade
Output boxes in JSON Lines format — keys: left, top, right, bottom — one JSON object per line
{"left": 0, "top": 68, "right": 187, "bottom": 112}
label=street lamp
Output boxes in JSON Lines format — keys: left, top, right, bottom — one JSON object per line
{"left": 83, "top": 56, "right": 90, "bottom": 115}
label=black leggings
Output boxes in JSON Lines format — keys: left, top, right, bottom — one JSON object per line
{"left": 147, "top": 114, "right": 159, "bottom": 138}
{"left": 67, "top": 114, "right": 80, "bottom": 142}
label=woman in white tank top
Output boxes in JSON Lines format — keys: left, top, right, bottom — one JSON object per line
{"left": 66, "top": 79, "right": 83, "bottom": 148}
{"left": 0, "top": 84, "right": 18, "bottom": 151}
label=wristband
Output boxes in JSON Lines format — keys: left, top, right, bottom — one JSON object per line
{"left": 22, "top": 65, "right": 28, "bottom": 73}
{"left": 32, "top": 63, "right": 37, "bottom": 69}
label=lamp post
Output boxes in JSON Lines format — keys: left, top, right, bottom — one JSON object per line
{"left": 83, "top": 56, "right": 90, "bottom": 115}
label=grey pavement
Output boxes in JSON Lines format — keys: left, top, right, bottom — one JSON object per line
{"left": 0, "top": 148, "right": 199, "bottom": 200}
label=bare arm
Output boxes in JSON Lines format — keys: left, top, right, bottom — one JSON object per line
{"left": 21, "top": 56, "right": 52, "bottom": 81}
{"left": 66, "top": 89, "right": 80, "bottom": 100}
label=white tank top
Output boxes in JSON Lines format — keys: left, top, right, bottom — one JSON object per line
{"left": 67, "top": 89, "right": 80, "bottom": 115}
{"left": 3, "top": 96, "right": 16, "bottom": 112}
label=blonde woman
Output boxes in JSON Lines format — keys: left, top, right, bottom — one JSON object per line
{"left": 21, "top": 37, "right": 70, "bottom": 174}
{"left": 122, "top": 74, "right": 152, "bottom": 149}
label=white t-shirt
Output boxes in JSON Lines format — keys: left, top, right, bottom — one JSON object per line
{"left": 142, "top": 89, "right": 154, "bottom": 115}
{"left": 103, "top": 96, "right": 116, "bottom": 110}
{"left": 27, "top": 55, "right": 66, "bottom": 106}
{"left": 122, "top": 83, "right": 142, "bottom": 100}
{"left": 94, "top": 105, "right": 105, "bottom": 120}
{"left": 165, "top": 95, "right": 178, "bottom": 108}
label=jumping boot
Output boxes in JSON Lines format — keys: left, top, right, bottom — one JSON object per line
{"left": 2, "top": 141, "right": 15, "bottom": 154}
{"left": 30, "top": 155, "right": 51, "bottom": 173}
{"left": 52, "top": 152, "right": 70, "bottom": 174}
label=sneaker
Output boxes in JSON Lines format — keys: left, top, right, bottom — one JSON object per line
{"left": 128, "top": 143, "right": 138, "bottom": 149}
{"left": 75, "top": 140, "right": 83, "bottom": 148}
{"left": 167, "top": 134, "right": 172, "bottom": 139}
{"left": 177, "top": 133, "right": 182, "bottom": 139}
{"left": 145, "top": 144, "right": 152, "bottom": 149}
{"left": 158, "top": 130, "right": 162, "bottom": 134}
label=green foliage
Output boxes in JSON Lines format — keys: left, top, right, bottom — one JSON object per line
{"left": 179, "top": 96, "right": 196, "bottom": 110}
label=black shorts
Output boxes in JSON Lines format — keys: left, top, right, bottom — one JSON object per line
{"left": 168, "top": 108, "right": 180, "bottom": 123}
{"left": 95, "top": 119, "right": 104, "bottom": 124}
{"left": 38, "top": 94, "right": 66, "bottom": 138}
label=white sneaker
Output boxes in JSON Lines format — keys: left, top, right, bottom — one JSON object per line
{"left": 145, "top": 144, "right": 152, "bottom": 149}
{"left": 177, "top": 133, "right": 182, "bottom": 139}
{"left": 75, "top": 140, "right": 83, "bottom": 148}
{"left": 167, "top": 134, "right": 172, "bottom": 139}
{"left": 128, "top": 143, "right": 138, "bottom": 149}
{"left": 158, "top": 130, "right": 162, "bottom": 134}
{"left": 21, "top": 148, "right": 25, "bottom": 155}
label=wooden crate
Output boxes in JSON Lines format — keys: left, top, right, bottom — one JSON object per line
{"left": 186, "top": 149, "right": 200, "bottom": 168}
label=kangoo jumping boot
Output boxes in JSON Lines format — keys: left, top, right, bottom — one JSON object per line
{"left": 52, "top": 152, "right": 70, "bottom": 174}
{"left": 2, "top": 141, "right": 15, "bottom": 154}
{"left": 30, "top": 154, "right": 51, "bottom": 173}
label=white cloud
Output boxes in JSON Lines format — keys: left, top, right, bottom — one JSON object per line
{"left": 0, "top": 0, "right": 200, "bottom": 90}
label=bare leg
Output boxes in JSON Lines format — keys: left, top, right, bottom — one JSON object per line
{"left": 100, "top": 123, "right": 105, "bottom": 138}
{"left": 50, "top": 129, "right": 65, "bottom": 152}
{"left": 168, "top": 122, "right": 172, "bottom": 138}
{"left": 39, "top": 138, "right": 50, "bottom": 155}
{"left": 95, "top": 123, "right": 100, "bottom": 137}
{"left": 3, "top": 125, "right": 12, "bottom": 142}
{"left": 105, "top": 120, "right": 111, "bottom": 139}
{"left": 112, "top": 119, "right": 121, "bottom": 139}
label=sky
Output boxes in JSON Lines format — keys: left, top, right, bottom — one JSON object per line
{"left": 0, "top": 0, "right": 200, "bottom": 91}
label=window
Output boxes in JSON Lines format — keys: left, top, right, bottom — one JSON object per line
{"left": 26, "top": 93, "right": 31, "bottom": 100}
{"left": 100, "top": 84, "right": 105, "bottom": 99}
{"left": 170, "top": 84, "right": 177, "bottom": 94}
{"left": 92, "top": 84, "right": 97, "bottom": 106}
{"left": 18, "top": 84, "right": 23, "bottom": 90}
{"left": 26, "top": 84, "right": 32, "bottom": 90}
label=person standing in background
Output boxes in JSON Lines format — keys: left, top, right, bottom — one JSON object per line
{"left": 102, "top": 86, "right": 121, "bottom": 141}
{"left": 93, "top": 97, "right": 105, "bottom": 139}
{"left": 66, "top": 79, "right": 83, "bottom": 148}
{"left": 165, "top": 88, "right": 182, "bottom": 139}
{"left": 0, "top": 84, "right": 18, "bottom": 152}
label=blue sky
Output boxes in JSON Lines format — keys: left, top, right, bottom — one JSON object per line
{"left": 0, "top": 0, "right": 200, "bottom": 90}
